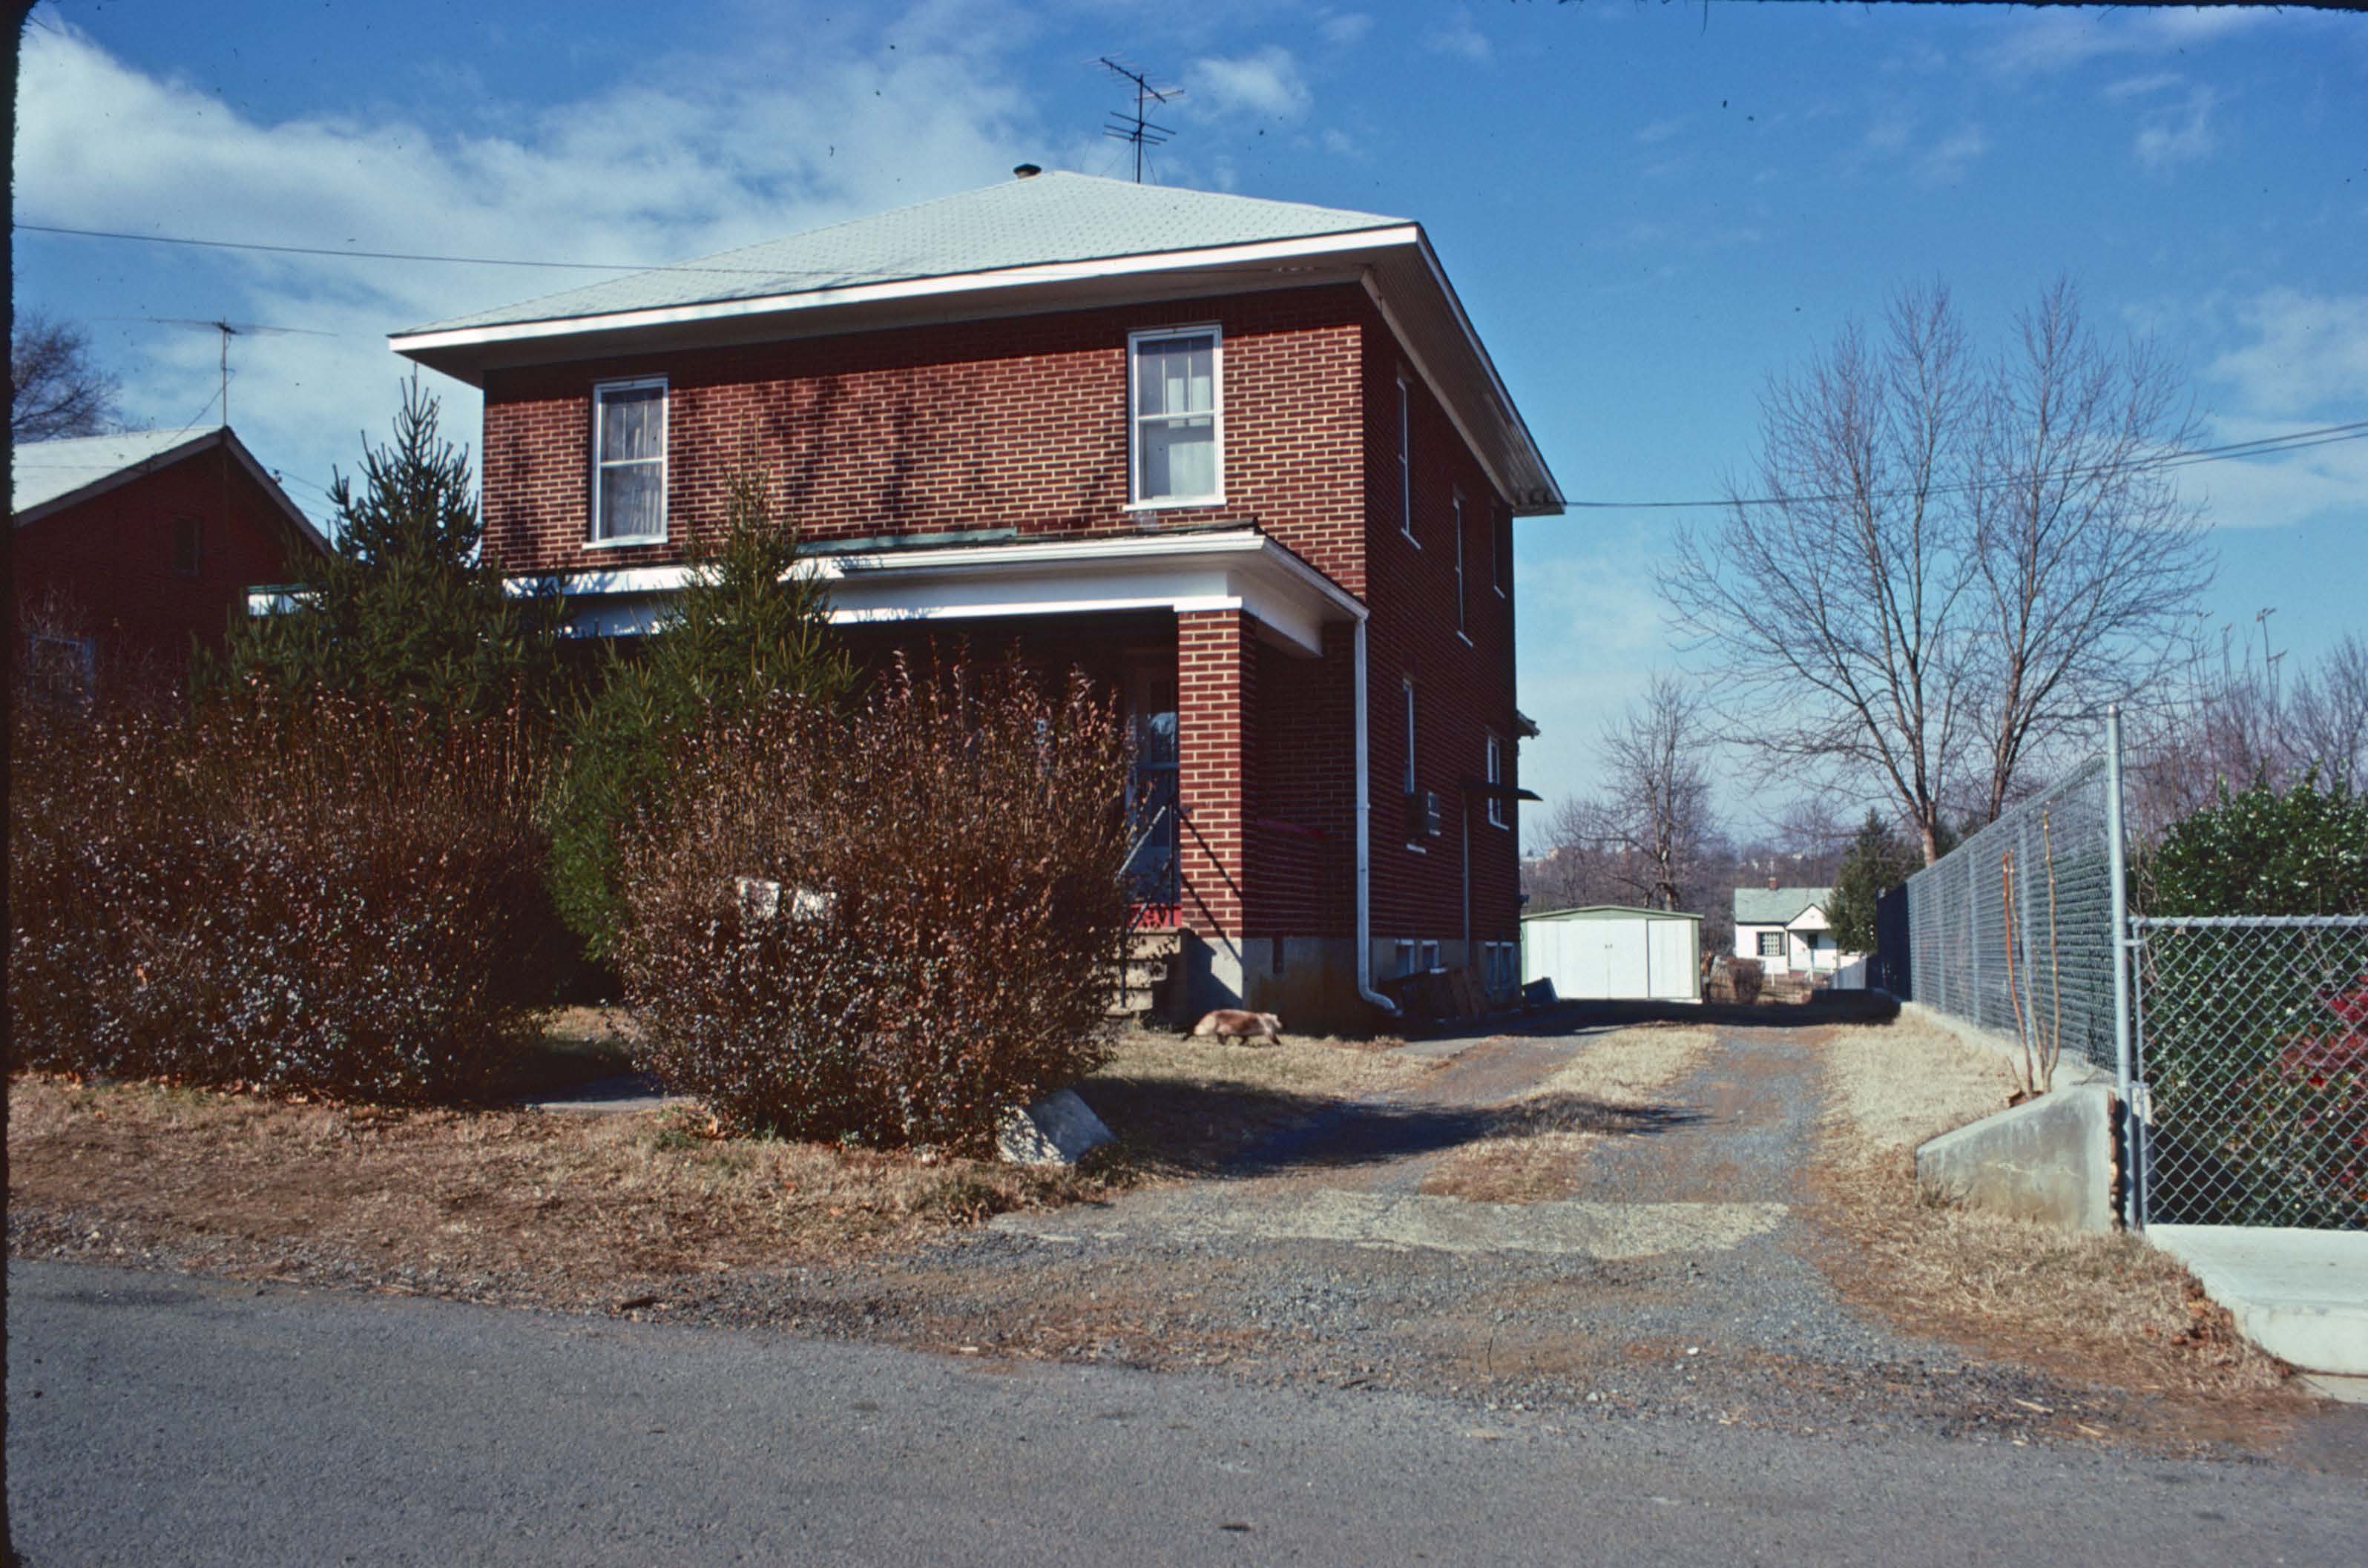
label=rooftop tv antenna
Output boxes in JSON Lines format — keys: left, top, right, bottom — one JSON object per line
{"left": 101, "top": 316, "right": 335, "bottom": 427}
{"left": 1096, "top": 58, "right": 1180, "bottom": 183}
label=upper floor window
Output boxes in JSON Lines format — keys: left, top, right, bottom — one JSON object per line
{"left": 1493, "top": 504, "right": 1510, "bottom": 596}
{"left": 1130, "top": 327, "right": 1222, "bottom": 507}
{"left": 1395, "top": 373, "right": 1414, "bottom": 544}
{"left": 1485, "top": 732, "right": 1506, "bottom": 829}
{"left": 170, "top": 515, "right": 202, "bottom": 578}
{"left": 1401, "top": 677, "right": 1418, "bottom": 797}
{"left": 592, "top": 378, "right": 667, "bottom": 544}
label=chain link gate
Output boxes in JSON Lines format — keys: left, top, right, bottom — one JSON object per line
{"left": 2128, "top": 916, "right": 2368, "bottom": 1231}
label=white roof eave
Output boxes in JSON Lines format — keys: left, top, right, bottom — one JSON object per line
{"left": 392, "top": 225, "right": 1562, "bottom": 519}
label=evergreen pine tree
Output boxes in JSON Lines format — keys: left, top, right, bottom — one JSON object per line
{"left": 218, "top": 379, "right": 558, "bottom": 719}
{"left": 1828, "top": 809, "right": 1920, "bottom": 953}
{"left": 547, "top": 471, "right": 854, "bottom": 961}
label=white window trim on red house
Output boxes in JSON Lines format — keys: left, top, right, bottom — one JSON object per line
{"left": 588, "top": 376, "right": 668, "bottom": 547}
{"left": 1125, "top": 324, "right": 1225, "bottom": 511}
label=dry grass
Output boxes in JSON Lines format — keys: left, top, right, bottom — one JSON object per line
{"left": 1082, "top": 1024, "right": 1437, "bottom": 1176}
{"left": 7, "top": 1073, "right": 1102, "bottom": 1308}
{"left": 1813, "top": 1018, "right": 2292, "bottom": 1409}
{"left": 1420, "top": 1026, "right": 1714, "bottom": 1204}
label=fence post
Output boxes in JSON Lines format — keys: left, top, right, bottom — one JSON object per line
{"left": 2105, "top": 705, "right": 2141, "bottom": 1231}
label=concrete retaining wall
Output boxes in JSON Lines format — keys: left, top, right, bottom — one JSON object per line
{"left": 1915, "top": 1082, "right": 2120, "bottom": 1232}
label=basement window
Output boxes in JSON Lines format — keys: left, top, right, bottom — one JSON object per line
{"left": 1129, "top": 327, "right": 1223, "bottom": 507}
{"left": 591, "top": 378, "right": 668, "bottom": 544}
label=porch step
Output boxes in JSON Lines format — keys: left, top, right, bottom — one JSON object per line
{"left": 1104, "top": 929, "right": 1183, "bottom": 1020}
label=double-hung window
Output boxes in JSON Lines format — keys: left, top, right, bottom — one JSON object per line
{"left": 591, "top": 378, "right": 668, "bottom": 544}
{"left": 1453, "top": 490, "right": 1467, "bottom": 639}
{"left": 1395, "top": 373, "right": 1414, "bottom": 543}
{"left": 1130, "top": 327, "right": 1222, "bottom": 506}
{"left": 1401, "top": 678, "right": 1418, "bottom": 798}
{"left": 1484, "top": 733, "right": 1506, "bottom": 829}
{"left": 1493, "top": 504, "right": 1510, "bottom": 596}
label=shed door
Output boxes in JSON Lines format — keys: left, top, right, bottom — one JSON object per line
{"left": 1646, "top": 920, "right": 1697, "bottom": 1000}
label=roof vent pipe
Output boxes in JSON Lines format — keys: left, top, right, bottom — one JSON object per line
{"left": 1013, "top": 163, "right": 1042, "bottom": 179}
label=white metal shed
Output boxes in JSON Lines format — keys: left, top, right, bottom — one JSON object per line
{"left": 1520, "top": 905, "right": 1703, "bottom": 1002}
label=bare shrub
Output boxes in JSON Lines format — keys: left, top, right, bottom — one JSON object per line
{"left": 1726, "top": 956, "right": 1764, "bottom": 1005}
{"left": 9, "top": 685, "right": 551, "bottom": 1101}
{"left": 613, "top": 660, "right": 1135, "bottom": 1149}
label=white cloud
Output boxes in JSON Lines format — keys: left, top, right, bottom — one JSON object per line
{"left": 1185, "top": 46, "right": 1311, "bottom": 122}
{"left": 1981, "top": 7, "right": 2277, "bottom": 79}
{"left": 1424, "top": 9, "right": 1492, "bottom": 65}
{"left": 2134, "top": 85, "right": 2218, "bottom": 174}
{"left": 16, "top": 16, "right": 1036, "bottom": 521}
{"left": 1634, "top": 116, "right": 1688, "bottom": 147}
{"left": 1320, "top": 11, "right": 1372, "bottom": 47}
{"left": 2188, "top": 289, "right": 2368, "bottom": 530}
{"left": 1913, "top": 123, "right": 1990, "bottom": 185}
{"left": 2103, "top": 70, "right": 2183, "bottom": 102}
{"left": 2208, "top": 289, "right": 2368, "bottom": 419}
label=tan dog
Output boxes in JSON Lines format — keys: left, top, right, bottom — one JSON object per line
{"left": 1190, "top": 1008, "right": 1284, "bottom": 1047}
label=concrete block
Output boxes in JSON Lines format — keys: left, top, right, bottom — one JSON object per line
{"left": 2148, "top": 1225, "right": 2368, "bottom": 1377}
{"left": 1915, "top": 1082, "right": 2119, "bottom": 1232}
{"left": 996, "top": 1089, "right": 1114, "bottom": 1167}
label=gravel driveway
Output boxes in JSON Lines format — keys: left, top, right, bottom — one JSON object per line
{"left": 662, "top": 1019, "right": 2181, "bottom": 1446}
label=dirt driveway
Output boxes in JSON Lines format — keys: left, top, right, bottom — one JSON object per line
{"left": 666, "top": 1015, "right": 2323, "bottom": 1455}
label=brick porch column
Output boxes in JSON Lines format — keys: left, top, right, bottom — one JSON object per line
{"left": 1176, "top": 608, "right": 1257, "bottom": 1001}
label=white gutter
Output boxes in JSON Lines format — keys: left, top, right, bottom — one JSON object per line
{"left": 1352, "top": 617, "right": 1401, "bottom": 1019}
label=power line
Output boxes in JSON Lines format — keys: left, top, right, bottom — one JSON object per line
{"left": 1565, "top": 421, "right": 2368, "bottom": 512}
{"left": 15, "top": 221, "right": 910, "bottom": 282}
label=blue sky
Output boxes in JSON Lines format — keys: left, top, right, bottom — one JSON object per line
{"left": 16, "top": 1, "right": 2367, "bottom": 837}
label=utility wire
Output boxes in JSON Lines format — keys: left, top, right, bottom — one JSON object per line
{"left": 15, "top": 221, "right": 911, "bottom": 282}
{"left": 1565, "top": 421, "right": 2368, "bottom": 512}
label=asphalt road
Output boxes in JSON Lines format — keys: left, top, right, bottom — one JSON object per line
{"left": 10, "top": 1259, "right": 2367, "bottom": 1567}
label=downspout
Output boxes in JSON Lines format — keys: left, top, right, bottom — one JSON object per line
{"left": 1353, "top": 616, "right": 1401, "bottom": 1017}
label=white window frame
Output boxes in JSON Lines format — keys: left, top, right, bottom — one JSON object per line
{"left": 1485, "top": 732, "right": 1507, "bottom": 829}
{"left": 590, "top": 376, "right": 669, "bottom": 547}
{"left": 1395, "top": 372, "right": 1416, "bottom": 545}
{"left": 1395, "top": 939, "right": 1418, "bottom": 979}
{"left": 1126, "top": 325, "right": 1226, "bottom": 510}
{"left": 1402, "top": 676, "right": 1427, "bottom": 852}
{"left": 1757, "top": 930, "right": 1787, "bottom": 961}
{"left": 1419, "top": 940, "right": 1441, "bottom": 974}
{"left": 1492, "top": 502, "right": 1510, "bottom": 598}
{"left": 1453, "top": 490, "right": 1470, "bottom": 642}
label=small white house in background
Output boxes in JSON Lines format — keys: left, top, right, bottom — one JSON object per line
{"left": 1732, "top": 885, "right": 1857, "bottom": 976}
{"left": 1522, "top": 906, "right": 1702, "bottom": 1002}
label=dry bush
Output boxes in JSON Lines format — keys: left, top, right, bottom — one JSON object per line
{"left": 9, "top": 685, "right": 550, "bottom": 1102}
{"left": 1726, "top": 956, "right": 1764, "bottom": 1004}
{"left": 614, "top": 661, "right": 1135, "bottom": 1149}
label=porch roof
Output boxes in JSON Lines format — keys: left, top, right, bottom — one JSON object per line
{"left": 515, "top": 527, "right": 1363, "bottom": 657}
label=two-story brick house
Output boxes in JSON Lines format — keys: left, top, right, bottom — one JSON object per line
{"left": 392, "top": 170, "right": 1562, "bottom": 1027}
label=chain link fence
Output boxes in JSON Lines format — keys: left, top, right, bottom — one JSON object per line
{"left": 2131, "top": 916, "right": 2368, "bottom": 1231}
{"left": 1904, "top": 757, "right": 2122, "bottom": 1073}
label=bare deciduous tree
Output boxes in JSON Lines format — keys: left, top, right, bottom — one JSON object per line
{"left": 1659, "top": 280, "right": 2213, "bottom": 864}
{"left": 1537, "top": 675, "right": 1716, "bottom": 914}
{"left": 12, "top": 310, "right": 120, "bottom": 442}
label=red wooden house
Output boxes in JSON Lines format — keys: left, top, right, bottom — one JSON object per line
{"left": 392, "top": 170, "right": 1562, "bottom": 1027}
{"left": 12, "top": 425, "right": 326, "bottom": 697}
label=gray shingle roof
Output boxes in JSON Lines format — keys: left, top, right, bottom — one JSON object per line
{"left": 1734, "top": 886, "right": 1832, "bottom": 926}
{"left": 406, "top": 171, "right": 1409, "bottom": 337}
{"left": 13, "top": 429, "right": 211, "bottom": 516}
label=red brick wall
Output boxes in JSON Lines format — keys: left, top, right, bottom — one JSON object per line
{"left": 1176, "top": 608, "right": 1254, "bottom": 944}
{"left": 481, "top": 285, "right": 1369, "bottom": 596}
{"left": 1359, "top": 323, "right": 1524, "bottom": 955}
{"left": 12, "top": 445, "right": 318, "bottom": 688}
{"left": 1248, "top": 625, "right": 1357, "bottom": 938}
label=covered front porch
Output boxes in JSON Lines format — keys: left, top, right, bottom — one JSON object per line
{"left": 527, "top": 527, "right": 1385, "bottom": 1024}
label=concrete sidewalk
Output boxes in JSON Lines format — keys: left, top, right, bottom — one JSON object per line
{"left": 2148, "top": 1225, "right": 2368, "bottom": 1377}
